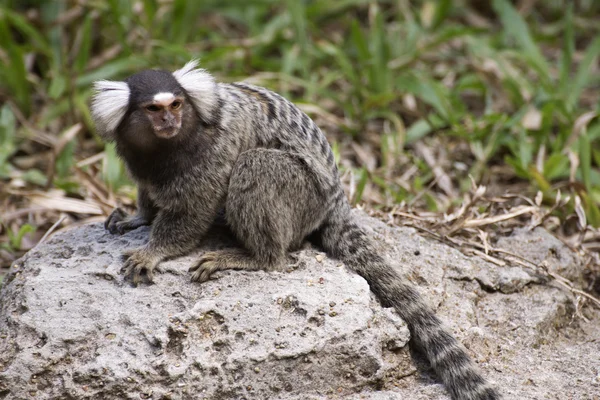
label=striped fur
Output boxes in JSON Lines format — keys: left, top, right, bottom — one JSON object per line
{"left": 319, "top": 208, "right": 500, "bottom": 400}
{"left": 216, "top": 80, "right": 501, "bottom": 400}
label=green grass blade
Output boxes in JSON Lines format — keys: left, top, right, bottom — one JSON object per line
{"left": 398, "top": 75, "right": 454, "bottom": 123}
{"left": 8, "top": 224, "right": 36, "bottom": 250}
{"left": 369, "top": 8, "right": 391, "bottom": 94}
{"left": 352, "top": 168, "right": 369, "bottom": 205}
{"left": 350, "top": 19, "right": 369, "bottom": 62}
{"left": 430, "top": 0, "right": 452, "bottom": 30}
{"left": 0, "top": 17, "right": 30, "bottom": 113}
{"left": 492, "top": 0, "right": 551, "bottom": 81}
{"left": 559, "top": 3, "right": 574, "bottom": 98}
{"left": 0, "top": 105, "right": 16, "bottom": 177}
{"left": 1, "top": 7, "right": 52, "bottom": 55}
{"left": 580, "top": 131, "right": 592, "bottom": 192}
{"left": 75, "top": 57, "right": 147, "bottom": 87}
{"left": 566, "top": 36, "right": 600, "bottom": 112}
{"left": 103, "top": 143, "right": 127, "bottom": 191}
{"left": 75, "top": 14, "right": 93, "bottom": 73}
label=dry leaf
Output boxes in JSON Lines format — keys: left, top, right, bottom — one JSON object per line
{"left": 566, "top": 111, "right": 598, "bottom": 148}
{"left": 574, "top": 195, "right": 587, "bottom": 229}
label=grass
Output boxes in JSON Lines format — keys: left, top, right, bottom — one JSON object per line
{"left": 0, "top": 0, "right": 600, "bottom": 271}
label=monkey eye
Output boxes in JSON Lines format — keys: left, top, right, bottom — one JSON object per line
{"left": 145, "top": 104, "right": 161, "bottom": 112}
{"left": 171, "top": 100, "right": 182, "bottom": 110}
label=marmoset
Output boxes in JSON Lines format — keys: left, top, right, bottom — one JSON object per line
{"left": 91, "top": 61, "right": 500, "bottom": 400}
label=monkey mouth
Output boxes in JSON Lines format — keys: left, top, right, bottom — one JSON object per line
{"left": 155, "top": 127, "right": 179, "bottom": 139}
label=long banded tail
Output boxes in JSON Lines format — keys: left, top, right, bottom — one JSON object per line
{"left": 319, "top": 217, "right": 500, "bottom": 400}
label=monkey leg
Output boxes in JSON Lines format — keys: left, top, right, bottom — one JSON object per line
{"left": 190, "top": 149, "right": 327, "bottom": 282}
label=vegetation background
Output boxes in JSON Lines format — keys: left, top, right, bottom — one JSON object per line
{"left": 0, "top": 0, "right": 599, "bottom": 295}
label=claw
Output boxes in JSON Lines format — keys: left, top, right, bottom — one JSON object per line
{"left": 190, "top": 253, "right": 221, "bottom": 283}
{"left": 122, "top": 248, "right": 136, "bottom": 257}
{"left": 106, "top": 209, "right": 150, "bottom": 235}
{"left": 105, "top": 208, "right": 128, "bottom": 233}
{"left": 131, "top": 263, "right": 143, "bottom": 285}
{"left": 120, "top": 247, "right": 161, "bottom": 285}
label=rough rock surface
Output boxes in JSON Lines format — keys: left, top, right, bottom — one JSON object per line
{"left": 0, "top": 211, "right": 598, "bottom": 400}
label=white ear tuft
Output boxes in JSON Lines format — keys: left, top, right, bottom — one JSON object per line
{"left": 91, "top": 80, "right": 130, "bottom": 140}
{"left": 173, "top": 60, "right": 219, "bottom": 124}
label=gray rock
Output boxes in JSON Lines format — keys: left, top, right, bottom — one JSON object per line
{"left": 496, "top": 226, "right": 582, "bottom": 282}
{"left": 0, "top": 211, "right": 597, "bottom": 400}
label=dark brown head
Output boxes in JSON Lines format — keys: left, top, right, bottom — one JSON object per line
{"left": 125, "top": 70, "right": 185, "bottom": 140}
{"left": 91, "top": 60, "right": 219, "bottom": 147}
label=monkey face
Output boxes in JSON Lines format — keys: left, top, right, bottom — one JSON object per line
{"left": 91, "top": 60, "right": 218, "bottom": 143}
{"left": 140, "top": 92, "right": 185, "bottom": 139}
{"left": 117, "top": 98, "right": 197, "bottom": 151}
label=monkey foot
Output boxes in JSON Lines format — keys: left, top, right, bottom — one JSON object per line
{"left": 189, "top": 249, "right": 263, "bottom": 283}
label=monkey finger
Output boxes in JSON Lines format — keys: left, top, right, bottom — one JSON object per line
{"left": 116, "top": 222, "right": 127, "bottom": 235}
{"left": 189, "top": 263, "right": 203, "bottom": 281}
{"left": 190, "top": 261, "right": 219, "bottom": 283}
{"left": 107, "top": 221, "right": 118, "bottom": 234}
{"left": 108, "top": 219, "right": 126, "bottom": 234}
{"left": 199, "top": 268, "right": 215, "bottom": 283}
{"left": 132, "top": 264, "right": 145, "bottom": 285}
{"left": 188, "top": 251, "right": 218, "bottom": 272}
{"left": 121, "top": 248, "right": 138, "bottom": 258}
{"left": 200, "top": 252, "right": 218, "bottom": 262}
{"left": 146, "top": 266, "right": 157, "bottom": 282}
{"left": 188, "top": 261, "right": 209, "bottom": 274}
{"left": 188, "top": 258, "right": 207, "bottom": 272}
{"left": 105, "top": 208, "right": 127, "bottom": 231}
{"left": 123, "top": 260, "right": 142, "bottom": 283}
{"left": 190, "top": 269, "right": 203, "bottom": 282}
{"left": 122, "top": 256, "right": 142, "bottom": 275}
{"left": 121, "top": 258, "right": 134, "bottom": 274}
{"left": 104, "top": 214, "right": 114, "bottom": 231}
{"left": 116, "top": 217, "right": 145, "bottom": 234}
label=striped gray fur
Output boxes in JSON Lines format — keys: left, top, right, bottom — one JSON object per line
{"left": 91, "top": 61, "right": 500, "bottom": 400}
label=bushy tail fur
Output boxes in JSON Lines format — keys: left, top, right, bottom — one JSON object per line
{"left": 319, "top": 216, "right": 500, "bottom": 400}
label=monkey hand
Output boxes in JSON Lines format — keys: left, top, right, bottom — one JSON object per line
{"left": 121, "top": 247, "right": 162, "bottom": 285}
{"left": 105, "top": 208, "right": 151, "bottom": 235}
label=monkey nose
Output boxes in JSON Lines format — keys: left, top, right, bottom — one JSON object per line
{"left": 164, "top": 112, "right": 176, "bottom": 123}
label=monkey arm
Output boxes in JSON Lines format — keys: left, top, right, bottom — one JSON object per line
{"left": 121, "top": 180, "right": 226, "bottom": 285}
{"left": 105, "top": 186, "right": 158, "bottom": 234}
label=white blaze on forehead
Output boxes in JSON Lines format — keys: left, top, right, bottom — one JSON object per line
{"left": 153, "top": 92, "right": 175, "bottom": 103}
